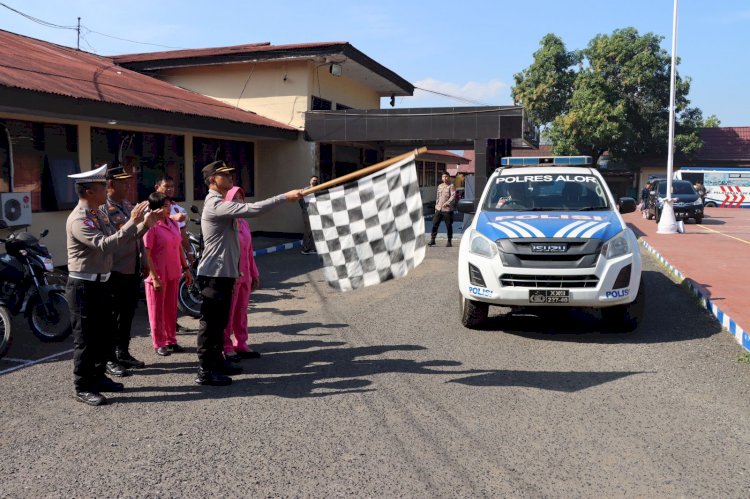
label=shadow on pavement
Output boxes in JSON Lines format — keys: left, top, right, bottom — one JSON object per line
{"left": 447, "top": 370, "right": 646, "bottom": 392}
{"left": 475, "top": 270, "right": 723, "bottom": 345}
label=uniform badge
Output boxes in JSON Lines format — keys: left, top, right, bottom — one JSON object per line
{"left": 82, "top": 218, "right": 96, "bottom": 229}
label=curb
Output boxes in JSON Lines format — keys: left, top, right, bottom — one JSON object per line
{"left": 253, "top": 239, "right": 302, "bottom": 256}
{"left": 639, "top": 238, "right": 750, "bottom": 353}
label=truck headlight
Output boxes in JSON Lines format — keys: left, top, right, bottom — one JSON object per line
{"left": 601, "top": 231, "right": 631, "bottom": 259}
{"left": 469, "top": 229, "right": 498, "bottom": 259}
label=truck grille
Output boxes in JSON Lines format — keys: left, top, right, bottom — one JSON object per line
{"left": 500, "top": 274, "right": 599, "bottom": 288}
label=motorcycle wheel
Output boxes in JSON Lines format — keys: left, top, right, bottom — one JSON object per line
{"left": 0, "top": 305, "right": 12, "bottom": 359}
{"left": 27, "top": 290, "right": 72, "bottom": 342}
{"left": 177, "top": 277, "right": 202, "bottom": 318}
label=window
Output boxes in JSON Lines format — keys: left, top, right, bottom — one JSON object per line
{"left": 318, "top": 144, "right": 381, "bottom": 181}
{"left": 193, "top": 137, "right": 254, "bottom": 200}
{"left": 335, "top": 103, "right": 352, "bottom": 110}
{"left": 91, "top": 128, "right": 185, "bottom": 202}
{"left": 311, "top": 96, "right": 332, "bottom": 110}
{"left": 0, "top": 119, "right": 80, "bottom": 211}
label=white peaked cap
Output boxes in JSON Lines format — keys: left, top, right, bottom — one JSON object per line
{"left": 68, "top": 164, "right": 109, "bottom": 184}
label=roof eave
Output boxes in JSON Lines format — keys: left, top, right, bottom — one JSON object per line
{"left": 115, "top": 43, "right": 414, "bottom": 97}
{"left": 0, "top": 86, "right": 299, "bottom": 141}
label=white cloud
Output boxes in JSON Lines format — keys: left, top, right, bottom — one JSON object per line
{"left": 409, "top": 78, "right": 511, "bottom": 106}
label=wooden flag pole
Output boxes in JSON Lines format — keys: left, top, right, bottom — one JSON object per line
{"left": 301, "top": 146, "right": 427, "bottom": 196}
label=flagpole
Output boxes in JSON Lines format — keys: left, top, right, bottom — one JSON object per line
{"left": 657, "top": 0, "right": 680, "bottom": 234}
{"left": 302, "top": 146, "right": 428, "bottom": 196}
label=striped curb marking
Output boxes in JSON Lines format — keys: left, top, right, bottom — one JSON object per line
{"left": 639, "top": 238, "right": 749, "bottom": 353}
{"left": 253, "top": 239, "right": 302, "bottom": 256}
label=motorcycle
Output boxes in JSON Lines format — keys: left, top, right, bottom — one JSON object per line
{"left": 0, "top": 221, "right": 72, "bottom": 358}
{"left": 177, "top": 206, "right": 203, "bottom": 318}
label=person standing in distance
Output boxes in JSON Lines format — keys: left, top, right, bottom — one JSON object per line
{"left": 66, "top": 165, "right": 161, "bottom": 406}
{"left": 428, "top": 173, "right": 457, "bottom": 247}
{"left": 99, "top": 166, "right": 146, "bottom": 374}
{"left": 195, "top": 161, "right": 304, "bottom": 386}
{"left": 300, "top": 175, "right": 319, "bottom": 255}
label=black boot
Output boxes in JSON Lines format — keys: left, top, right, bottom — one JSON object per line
{"left": 428, "top": 237, "right": 436, "bottom": 247}
{"left": 446, "top": 240, "right": 452, "bottom": 247}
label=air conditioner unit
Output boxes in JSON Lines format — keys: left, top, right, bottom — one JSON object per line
{"left": 0, "top": 192, "right": 33, "bottom": 227}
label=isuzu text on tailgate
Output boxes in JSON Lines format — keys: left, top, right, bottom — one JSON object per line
{"left": 456, "top": 156, "right": 644, "bottom": 331}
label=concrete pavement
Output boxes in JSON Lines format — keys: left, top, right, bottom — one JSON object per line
{"left": 624, "top": 207, "right": 750, "bottom": 353}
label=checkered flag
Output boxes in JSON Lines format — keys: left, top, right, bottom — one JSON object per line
{"left": 306, "top": 155, "right": 426, "bottom": 291}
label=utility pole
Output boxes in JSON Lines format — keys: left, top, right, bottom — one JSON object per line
{"left": 76, "top": 17, "right": 80, "bottom": 50}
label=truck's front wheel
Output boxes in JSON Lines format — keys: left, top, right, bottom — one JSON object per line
{"left": 460, "top": 293, "right": 489, "bottom": 329}
{"left": 601, "top": 279, "right": 645, "bottom": 332}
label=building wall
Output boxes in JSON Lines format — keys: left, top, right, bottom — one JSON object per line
{"left": 157, "top": 60, "right": 380, "bottom": 129}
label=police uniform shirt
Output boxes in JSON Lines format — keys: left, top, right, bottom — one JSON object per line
{"left": 66, "top": 201, "right": 141, "bottom": 274}
{"left": 99, "top": 197, "right": 147, "bottom": 274}
{"left": 435, "top": 182, "right": 457, "bottom": 212}
{"left": 197, "top": 189, "right": 285, "bottom": 278}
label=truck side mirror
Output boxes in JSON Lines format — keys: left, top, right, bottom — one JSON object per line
{"left": 457, "top": 199, "right": 476, "bottom": 215}
{"left": 618, "top": 197, "right": 637, "bottom": 214}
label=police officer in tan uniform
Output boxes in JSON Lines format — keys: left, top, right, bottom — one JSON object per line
{"left": 66, "top": 165, "right": 160, "bottom": 406}
{"left": 100, "top": 165, "right": 146, "bottom": 371}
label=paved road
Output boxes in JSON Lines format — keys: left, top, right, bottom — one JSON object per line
{"left": 1, "top": 246, "right": 749, "bottom": 497}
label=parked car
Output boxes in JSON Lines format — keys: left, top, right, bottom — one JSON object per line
{"left": 646, "top": 179, "right": 704, "bottom": 223}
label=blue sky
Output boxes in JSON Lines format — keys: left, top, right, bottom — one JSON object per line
{"left": 2, "top": 0, "right": 748, "bottom": 126}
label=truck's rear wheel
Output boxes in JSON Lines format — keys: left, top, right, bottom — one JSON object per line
{"left": 460, "top": 293, "right": 488, "bottom": 329}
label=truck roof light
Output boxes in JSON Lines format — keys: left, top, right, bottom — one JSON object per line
{"left": 500, "top": 156, "right": 593, "bottom": 167}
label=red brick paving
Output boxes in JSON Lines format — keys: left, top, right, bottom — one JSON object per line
{"left": 624, "top": 207, "right": 750, "bottom": 335}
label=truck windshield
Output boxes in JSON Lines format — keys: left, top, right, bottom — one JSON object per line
{"left": 485, "top": 174, "right": 610, "bottom": 211}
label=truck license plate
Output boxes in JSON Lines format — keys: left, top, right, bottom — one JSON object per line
{"left": 529, "top": 289, "right": 570, "bottom": 304}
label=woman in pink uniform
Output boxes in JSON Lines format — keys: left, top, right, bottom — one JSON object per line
{"left": 143, "top": 192, "right": 192, "bottom": 357}
{"left": 223, "top": 186, "right": 261, "bottom": 361}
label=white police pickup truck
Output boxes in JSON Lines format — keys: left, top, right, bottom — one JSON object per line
{"left": 457, "top": 156, "right": 644, "bottom": 331}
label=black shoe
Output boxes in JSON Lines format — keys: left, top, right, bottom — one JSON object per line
{"left": 446, "top": 241, "right": 452, "bottom": 247}
{"left": 167, "top": 343, "right": 185, "bottom": 353}
{"left": 235, "top": 350, "right": 261, "bottom": 359}
{"left": 96, "top": 376, "right": 124, "bottom": 393}
{"left": 427, "top": 239, "right": 436, "bottom": 247}
{"left": 155, "top": 347, "right": 171, "bottom": 357}
{"left": 74, "top": 391, "right": 107, "bottom": 406}
{"left": 225, "top": 353, "right": 242, "bottom": 363}
{"left": 105, "top": 361, "right": 131, "bottom": 378}
{"left": 194, "top": 369, "right": 232, "bottom": 386}
{"left": 217, "top": 361, "right": 243, "bottom": 376}
{"left": 116, "top": 350, "right": 145, "bottom": 369}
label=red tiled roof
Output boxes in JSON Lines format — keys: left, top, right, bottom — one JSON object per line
{"left": 696, "top": 127, "right": 750, "bottom": 161}
{"left": 112, "top": 41, "right": 347, "bottom": 64}
{"left": 424, "top": 149, "right": 471, "bottom": 163}
{"left": 0, "top": 30, "right": 295, "bottom": 131}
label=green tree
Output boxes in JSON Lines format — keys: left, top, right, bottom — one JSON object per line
{"left": 512, "top": 28, "right": 705, "bottom": 164}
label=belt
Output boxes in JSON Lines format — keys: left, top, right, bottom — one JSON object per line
{"left": 69, "top": 271, "right": 111, "bottom": 282}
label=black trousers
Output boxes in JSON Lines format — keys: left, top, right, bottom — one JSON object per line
{"left": 66, "top": 278, "right": 114, "bottom": 392}
{"left": 301, "top": 214, "right": 315, "bottom": 252}
{"left": 431, "top": 210, "right": 454, "bottom": 240}
{"left": 196, "top": 276, "right": 235, "bottom": 371}
{"left": 109, "top": 271, "right": 140, "bottom": 353}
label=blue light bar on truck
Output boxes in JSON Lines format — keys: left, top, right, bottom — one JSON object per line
{"left": 500, "top": 156, "right": 593, "bottom": 167}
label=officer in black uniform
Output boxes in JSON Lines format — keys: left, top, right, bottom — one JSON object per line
{"left": 65, "top": 165, "right": 160, "bottom": 406}
{"left": 100, "top": 166, "right": 146, "bottom": 371}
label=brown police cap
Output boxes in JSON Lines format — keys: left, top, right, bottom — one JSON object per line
{"left": 106, "top": 165, "right": 133, "bottom": 180}
{"left": 202, "top": 161, "right": 235, "bottom": 181}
